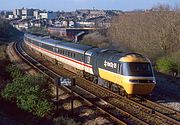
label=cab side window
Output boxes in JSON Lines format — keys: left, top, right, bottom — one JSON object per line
{"left": 120, "top": 63, "right": 123, "bottom": 75}
{"left": 122, "top": 63, "right": 129, "bottom": 76}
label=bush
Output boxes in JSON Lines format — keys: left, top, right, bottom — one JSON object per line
{"left": 156, "top": 52, "right": 180, "bottom": 76}
{"left": 6, "top": 64, "right": 23, "bottom": 79}
{"left": 1, "top": 64, "right": 53, "bottom": 117}
{"left": 157, "top": 57, "right": 176, "bottom": 73}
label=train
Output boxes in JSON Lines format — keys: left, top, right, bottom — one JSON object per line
{"left": 24, "top": 33, "right": 156, "bottom": 95}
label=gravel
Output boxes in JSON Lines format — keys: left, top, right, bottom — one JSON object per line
{"left": 151, "top": 73, "right": 180, "bottom": 112}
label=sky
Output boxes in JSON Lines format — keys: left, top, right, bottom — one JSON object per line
{"left": 1, "top": 0, "right": 180, "bottom": 11}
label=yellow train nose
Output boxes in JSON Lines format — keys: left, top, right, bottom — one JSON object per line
{"left": 124, "top": 82, "right": 155, "bottom": 95}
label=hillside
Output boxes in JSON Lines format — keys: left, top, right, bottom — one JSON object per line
{"left": 0, "top": 18, "right": 21, "bottom": 40}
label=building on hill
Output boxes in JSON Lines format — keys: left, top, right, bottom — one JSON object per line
{"left": 21, "top": 8, "right": 34, "bottom": 19}
{"left": 13, "top": 9, "right": 22, "bottom": 18}
{"left": 39, "top": 11, "right": 57, "bottom": 20}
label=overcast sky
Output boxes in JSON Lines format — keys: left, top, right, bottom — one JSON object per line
{"left": 1, "top": 0, "right": 180, "bottom": 11}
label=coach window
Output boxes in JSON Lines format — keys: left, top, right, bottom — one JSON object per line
{"left": 70, "top": 52, "right": 72, "bottom": 58}
{"left": 68, "top": 51, "right": 70, "bottom": 57}
{"left": 87, "top": 56, "right": 90, "bottom": 64}
{"left": 82, "top": 56, "right": 84, "bottom": 61}
{"left": 73, "top": 53, "right": 76, "bottom": 59}
{"left": 56, "top": 48, "right": 58, "bottom": 53}
{"left": 61, "top": 50, "right": 63, "bottom": 54}
{"left": 62, "top": 50, "right": 64, "bottom": 55}
{"left": 59, "top": 49, "right": 62, "bottom": 54}
{"left": 39, "top": 43, "right": 42, "bottom": 47}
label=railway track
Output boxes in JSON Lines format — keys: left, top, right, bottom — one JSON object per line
{"left": 14, "top": 41, "right": 180, "bottom": 125}
{"left": 14, "top": 41, "right": 128, "bottom": 124}
{"left": 131, "top": 96, "right": 180, "bottom": 121}
{"left": 72, "top": 77, "right": 180, "bottom": 125}
{"left": 14, "top": 40, "right": 150, "bottom": 125}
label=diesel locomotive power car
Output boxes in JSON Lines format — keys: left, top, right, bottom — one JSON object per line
{"left": 24, "top": 34, "right": 156, "bottom": 95}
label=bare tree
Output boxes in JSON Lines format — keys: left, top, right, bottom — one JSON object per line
{"left": 80, "top": 32, "right": 112, "bottom": 48}
{"left": 108, "top": 5, "right": 180, "bottom": 59}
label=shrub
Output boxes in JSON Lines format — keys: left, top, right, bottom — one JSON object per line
{"left": 6, "top": 64, "right": 23, "bottom": 79}
{"left": 157, "top": 57, "right": 176, "bottom": 73}
{"left": 156, "top": 52, "right": 180, "bottom": 76}
{"left": 1, "top": 64, "right": 53, "bottom": 117}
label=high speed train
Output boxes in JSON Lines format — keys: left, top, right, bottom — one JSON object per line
{"left": 24, "top": 33, "right": 156, "bottom": 95}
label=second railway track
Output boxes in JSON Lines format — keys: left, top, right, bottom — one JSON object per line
{"left": 13, "top": 40, "right": 180, "bottom": 125}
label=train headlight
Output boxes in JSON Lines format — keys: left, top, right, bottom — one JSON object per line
{"left": 129, "top": 79, "right": 139, "bottom": 83}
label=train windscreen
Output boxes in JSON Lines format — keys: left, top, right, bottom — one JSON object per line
{"left": 122, "top": 62, "right": 153, "bottom": 76}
